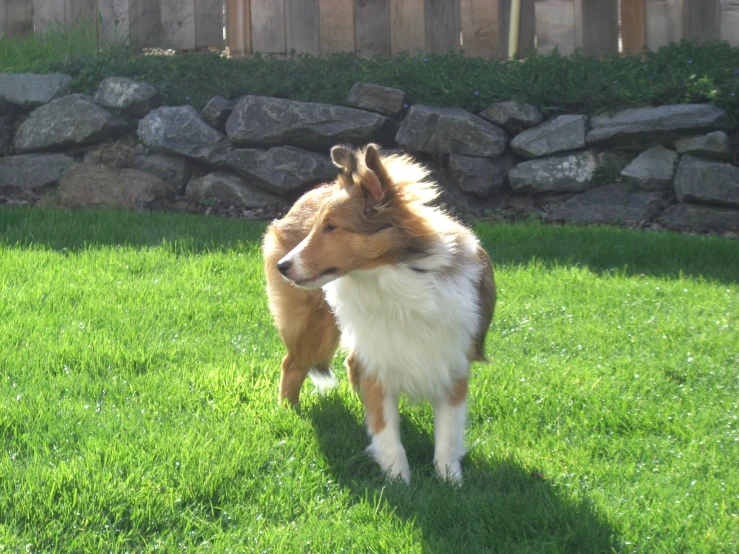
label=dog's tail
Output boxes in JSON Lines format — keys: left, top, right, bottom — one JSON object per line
{"left": 309, "top": 365, "right": 337, "bottom": 395}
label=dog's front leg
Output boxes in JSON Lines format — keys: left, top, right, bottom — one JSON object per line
{"left": 432, "top": 377, "right": 469, "bottom": 484}
{"left": 360, "top": 374, "right": 410, "bottom": 484}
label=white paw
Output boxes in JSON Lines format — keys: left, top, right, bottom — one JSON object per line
{"left": 367, "top": 436, "right": 411, "bottom": 484}
{"left": 434, "top": 458, "right": 462, "bottom": 485}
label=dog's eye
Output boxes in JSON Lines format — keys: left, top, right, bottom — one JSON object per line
{"left": 325, "top": 224, "right": 336, "bottom": 233}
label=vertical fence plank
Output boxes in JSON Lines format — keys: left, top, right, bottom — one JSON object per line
{"left": 97, "top": 0, "right": 131, "bottom": 44}
{"left": 65, "top": 0, "right": 97, "bottom": 28}
{"left": 425, "top": 0, "right": 460, "bottom": 53}
{"left": 3, "top": 0, "right": 34, "bottom": 38}
{"left": 227, "top": 0, "right": 241, "bottom": 51}
{"left": 645, "top": 0, "right": 683, "bottom": 51}
{"left": 720, "top": 0, "right": 739, "bottom": 45}
{"left": 285, "top": 0, "right": 319, "bottom": 54}
{"left": 251, "top": 0, "right": 285, "bottom": 53}
{"left": 461, "top": 0, "right": 499, "bottom": 58}
{"left": 683, "top": 0, "right": 720, "bottom": 42}
{"left": 130, "top": 0, "right": 162, "bottom": 47}
{"left": 227, "top": 0, "right": 251, "bottom": 54}
{"left": 160, "top": 0, "right": 195, "bottom": 49}
{"left": 517, "top": 0, "right": 536, "bottom": 54}
{"left": 390, "top": 0, "right": 425, "bottom": 55}
{"left": 621, "top": 0, "right": 646, "bottom": 53}
{"left": 320, "top": 0, "right": 355, "bottom": 54}
{"left": 194, "top": 0, "right": 224, "bottom": 47}
{"left": 354, "top": 0, "right": 390, "bottom": 56}
{"left": 534, "top": 0, "right": 576, "bottom": 55}
{"left": 580, "top": 0, "right": 618, "bottom": 56}
{"left": 33, "top": 0, "right": 66, "bottom": 34}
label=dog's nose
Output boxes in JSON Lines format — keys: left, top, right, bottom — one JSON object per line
{"left": 276, "top": 260, "right": 291, "bottom": 275}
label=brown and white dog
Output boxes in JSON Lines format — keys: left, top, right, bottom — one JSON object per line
{"left": 264, "top": 144, "right": 495, "bottom": 484}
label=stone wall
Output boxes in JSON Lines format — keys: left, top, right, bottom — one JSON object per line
{"left": 1, "top": 73, "right": 738, "bottom": 233}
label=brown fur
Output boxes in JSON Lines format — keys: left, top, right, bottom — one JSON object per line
{"left": 266, "top": 145, "right": 496, "bottom": 411}
{"left": 472, "top": 245, "right": 496, "bottom": 363}
{"left": 449, "top": 377, "right": 469, "bottom": 407}
{"left": 262, "top": 185, "right": 340, "bottom": 406}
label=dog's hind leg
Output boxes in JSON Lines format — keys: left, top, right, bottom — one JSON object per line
{"left": 279, "top": 353, "right": 311, "bottom": 407}
{"left": 432, "top": 377, "right": 469, "bottom": 484}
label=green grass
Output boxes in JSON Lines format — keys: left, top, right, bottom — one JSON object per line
{"left": 2, "top": 24, "right": 739, "bottom": 124}
{"left": 1, "top": 208, "right": 738, "bottom": 553}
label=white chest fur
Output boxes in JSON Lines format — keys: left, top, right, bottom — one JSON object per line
{"left": 323, "top": 253, "right": 482, "bottom": 401}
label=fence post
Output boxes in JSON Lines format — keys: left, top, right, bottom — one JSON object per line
{"left": 33, "top": 0, "right": 66, "bottom": 35}
{"left": 578, "top": 0, "right": 619, "bottom": 56}
{"left": 461, "top": 0, "right": 500, "bottom": 58}
{"left": 645, "top": 0, "right": 682, "bottom": 51}
{"left": 683, "top": 0, "right": 720, "bottom": 42}
{"left": 390, "top": 0, "right": 425, "bottom": 55}
{"left": 354, "top": 0, "right": 390, "bottom": 57}
{"left": 97, "top": 0, "right": 132, "bottom": 44}
{"left": 320, "top": 0, "right": 355, "bottom": 54}
{"left": 285, "top": 0, "right": 319, "bottom": 55}
{"left": 250, "top": 0, "right": 285, "bottom": 54}
{"left": 621, "top": 0, "right": 645, "bottom": 53}
{"left": 3, "top": 0, "right": 34, "bottom": 39}
{"left": 226, "top": 0, "right": 251, "bottom": 55}
{"left": 425, "top": 0, "right": 460, "bottom": 54}
{"left": 720, "top": 0, "right": 739, "bottom": 46}
{"left": 194, "top": 0, "right": 223, "bottom": 48}
{"left": 129, "top": 0, "right": 162, "bottom": 47}
{"left": 534, "top": 0, "right": 576, "bottom": 56}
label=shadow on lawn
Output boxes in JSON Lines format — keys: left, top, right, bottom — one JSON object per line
{"left": 307, "top": 395, "right": 621, "bottom": 553}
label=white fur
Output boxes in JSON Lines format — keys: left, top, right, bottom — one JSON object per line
{"left": 433, "top": 397, "right": 467, "bottom": 483}
{"left": 323, "top": 231, "right": 482, "bottom": 401}
{"left": 366, "top": 391, "right": 410, "bottom": 483}
{"left": 323, "top": 226, "right": 483, "bottom": 484}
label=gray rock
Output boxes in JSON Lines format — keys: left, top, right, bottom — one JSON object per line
{"left": 137, "top": 105, "right": 231, "bottom": 163}
{"left": 508, "top": 150, "right": 631, "bottom": 193}
{"left": 675, "top": 131, "right": 732, "bottom": 161}
{"left": 226, "top": 95, "right": 396, "bottom": 150}
{"left": 448, "top": 154, "right": 513, "bottom": 198}
{"left": 93, "top": 77, "right": 160, "bottom": 117}
{"left": 395, "top": 105, "right": 507, "bottom": 157}
{"left": 0, "top": 117, "right": 12, "bottom": 155}
{"left": 586, "top": 104, "right": 728, "bottom": 150}
{"left": 347, "top": 82, "right": 407, "bottom": 117}
{"left": 14, "top": 95, "right": 131, "bottom": 153}
{"left": 620, "top": 144, "right": 678, "bottom": 191}
{"left": 186, "top": 171, "right": 283, "bottom": 208}
{"left": 134, "top": 153, "right": 191, "bottom": 193}
{"left": 201, "top": 96, "right": 234, "bottom": 132}
{"left": 673, "top": 155, "right": 739, "bottom": 208}
{"left": 478, "top": 100, "right": 544, "bottom": 135}
{"left": 0, "top": 97, "right": 13, "bottom": 116}
{"left": 215, "top": 146, "right": 337, "bottom": 196}
{"left": 0, "top": 73, "right": 72, "bottom": 109}
{"left": 550, "top": 183, "right": 666, "bottom": 224}
{"left": 662, "top": 203, "right": 739, "bottom": 232}
{"left": 57, "top": 164, "right": 176, "bottom": 210}
{"left": 0, "top": 154, "right": 75, "bottom": 189}
{"left": 510, "top": 114, "right": 588, "bottom": 158}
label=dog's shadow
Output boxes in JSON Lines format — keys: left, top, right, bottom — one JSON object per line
{"left": 306, "top": 393, "right": 620, "bottom": 553}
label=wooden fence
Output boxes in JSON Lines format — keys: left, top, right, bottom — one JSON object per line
{"left": 1, "top": 1, "right": 739, "bottom": 57}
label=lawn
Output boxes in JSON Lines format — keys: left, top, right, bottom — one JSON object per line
{"left": 0, "top": 208, "right": 737, "bottom": 553}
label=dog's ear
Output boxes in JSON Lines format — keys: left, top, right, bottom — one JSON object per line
{"left": 361, "top": 144, "right": 389, "bottom": 203}
{"left": 330, "top": 145, "right": 357, "bottom": 173}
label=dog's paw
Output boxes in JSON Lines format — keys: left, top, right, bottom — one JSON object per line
{"left": 434, "top": 458, "right": 462, "bottom": 485}
{"left": 367, "top": 438, "right": 411, "bottom": 485}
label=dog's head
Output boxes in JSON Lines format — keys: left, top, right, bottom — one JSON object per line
{"left": 276, "top": 144, "right": 437, "bottom": 289}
